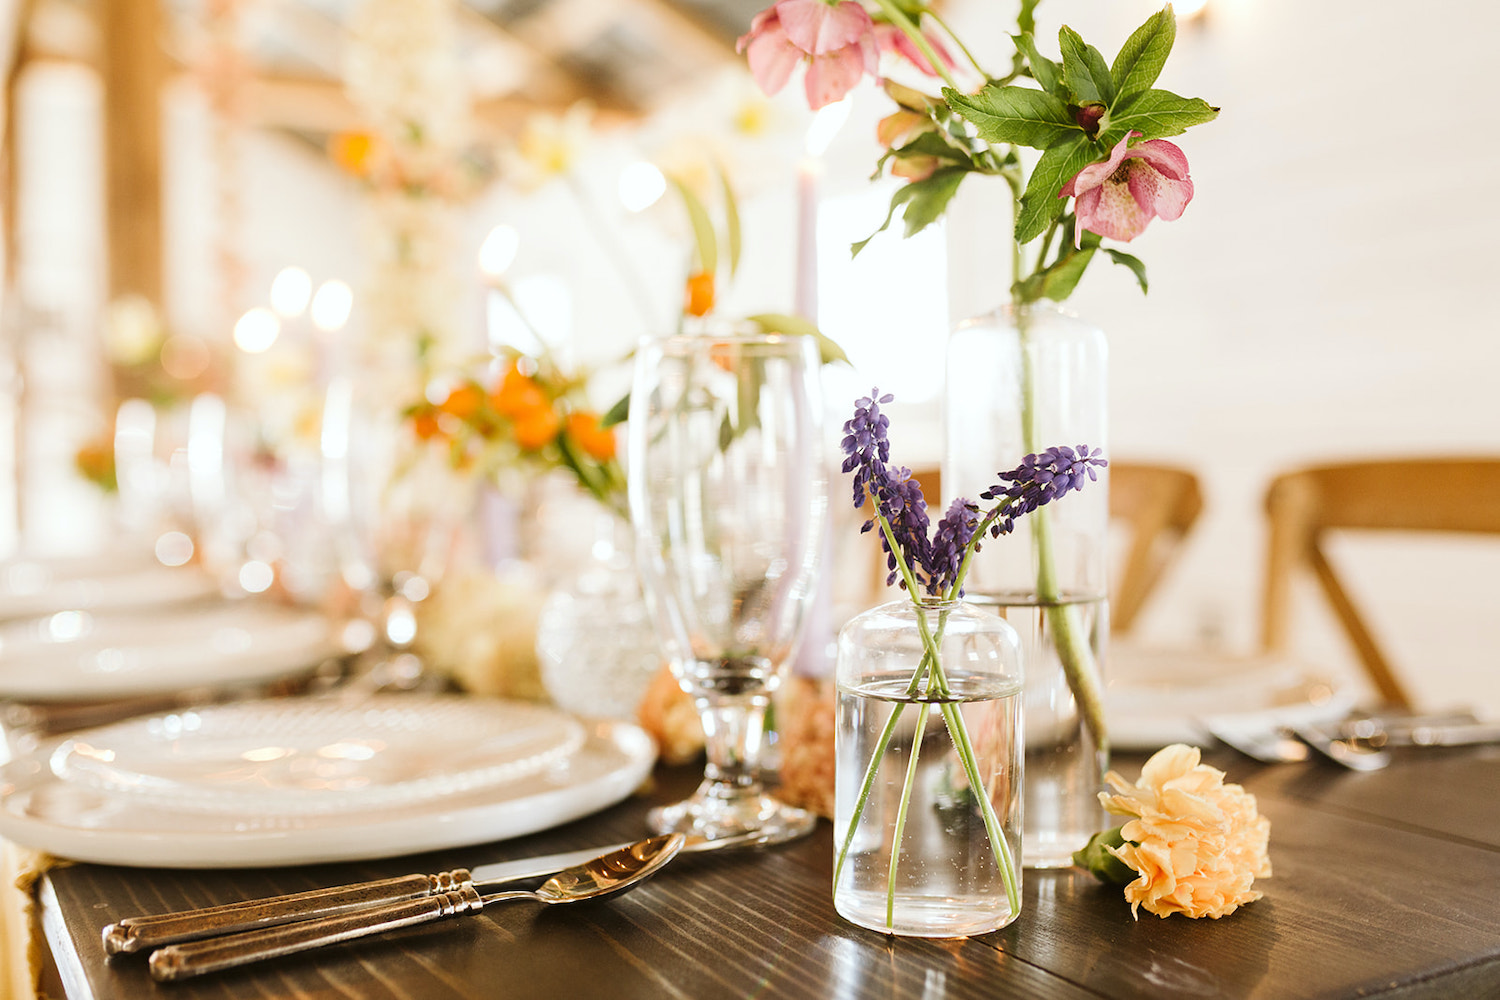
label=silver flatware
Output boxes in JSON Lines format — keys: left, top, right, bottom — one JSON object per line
{"left": 147, "top": 834, "right": 685, "bottom": 982}
{"left": 104, "top": 827, "right": 773, "bottom": 955}
{"left": 1289, "top": 722, "right": 1390, "bottom": 771}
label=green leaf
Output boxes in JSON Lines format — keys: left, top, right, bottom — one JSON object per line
{"left": 1059, "top": 26, "right": 1114, "bottom": 105}
{"left": 943, "top": 84, "right": 1078, "bottom": 151}
{"left": 897, "top": 130, "right": 972, "bottom": 164}
{"left": 851, "top": 184, "right": 919, "bottom": 257}
{"left": 748, "top": 312, "right": 850, "bottom": 366}
{"left": 1111, "top": 6, "right": 1176, "bottom": 103}
{"left": 601, "top": 392, "right": 630, "bottom": 428}
{"left": 1012, "top": 33, "right": 1063, "bottom": 96}
{"left": 1015, "top": 134, "right": 1097, "bottom": 243}
{"left": 714, "top": 160, "right": 741, "bottom": 279}
{"left": 668, "top": 175, "right": 716, "bottom": 276}
{"left": 901, "top": 167, "right": 966, "bottom": 238}
{"left": 1106, "top": 88, "right": 1220, "bottom": 142}
{"left": 1104, "top": 248, "right": 1150, "bottom": 294}
{"left": 1039, "top": 247, "right": 1095, "bottom": 300}
{"left": 1072, "top": 826, "right": 1137, "bottom": 885}
{"left": 1017, "top": 0, "right": 1041, "bottom": 36}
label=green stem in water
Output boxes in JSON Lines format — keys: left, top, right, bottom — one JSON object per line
{"left": 940, "top": 701, "right": 1021, "bottom": 915}
{"left": 1014, "top": 304, "right": 1109, "bottom": 756}
{"left": 886, "top": 700, "right": 929, "bottom": 930}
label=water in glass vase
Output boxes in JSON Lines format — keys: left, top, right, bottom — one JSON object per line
{"left": 833, "top": 672, "right": 1023, "bottom": 938}
{"left": 968, "top": 591, "right": 1107, "bottom": 868}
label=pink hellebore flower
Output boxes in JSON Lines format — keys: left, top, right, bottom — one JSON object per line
{"left": 874, "top": 23, "right": 955, "bottom": 78}
{"left": 737, "top": 0, "right": 877, "bottom": 110}
{"left": 1061, "top": 132, "right": 1194, "bottom": 243}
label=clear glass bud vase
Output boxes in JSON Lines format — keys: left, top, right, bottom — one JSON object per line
{"left": 833, "top": 598, "right": 1024, "bottom": 938}
{"left": 943, "top": 301, "right": 1109, "bottom": 869}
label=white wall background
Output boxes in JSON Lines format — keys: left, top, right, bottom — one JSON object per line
{"left": 7, "top": 0, "right": 1498, "bottom": 713}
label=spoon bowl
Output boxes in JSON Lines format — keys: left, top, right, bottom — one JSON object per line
{"left": 484, "top": 833, "right": 686, "bottom": 905}
{"left": 148, "top": 834, "right": 687, "bottom": 982}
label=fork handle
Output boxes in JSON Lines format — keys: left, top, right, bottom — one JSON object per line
{"left": 104, "top": 869, "right": 472, "bottom": 954}
{"left": 148, "top": 886, "right": 485, "bottom": 982}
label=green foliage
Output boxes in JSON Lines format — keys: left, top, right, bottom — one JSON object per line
{"left": 1059, "top": 26, "right": 1115, "bottom": 105}
{"left": 1016, "top": 0, "right": 1041, "bottom": 37}
{"left": 1013, "top": 33, "right": 1062, "bottom": 96}
{"left": 944, "top": 6, "right": 1218, "bottom": 248}
{"left": 601, "top": 392, "right": 630, "bottom": 428}
{"left": 853, "top": 3, "right": 1215, "bottom": 306}
{"left": 1073, "top": 826, "right": 1138, "bottom": 885}
{"left": 943, "top": 85, "right": 1078, "bottom": 151}
{"left": 747, "top": 312, "right": 850, "bottom": 366}
{"left": 1103, "top": 88, "right": 1221, "bottom": 144}
{"left": 668, "top": 175, "right": 716, "bottom": 276}
{"left": 852, "top": 167, "right": 967, "bottom": 255}
{"left": 1111, "top": 6, "right": 1176, "bottom": 103}
{"left": 901, "top": 167, "right": 967, "bottom": 236}
{"left": 715, "top": 161, "right": 741, "bottom": 278}
{"left": 1104, "top": 248, "right": 1150, "bottom": 294}
{"left": 1015, "top": 135, "right": 1094, "bottom": 243}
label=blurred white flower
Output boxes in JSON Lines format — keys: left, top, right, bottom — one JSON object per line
{"left": 499, "top": 101, "right": 595, "bottom": 191}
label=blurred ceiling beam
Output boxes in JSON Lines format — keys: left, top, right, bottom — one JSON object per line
{"left": 621, "top": 0, "right": 737, "bottom": 63}
{"left": 238, "top": 70, "right": 635, "bottom": 136}
{"left": 100, "top": 0, "right": 166, "bottom": 305}
{"left": 453, "top": 4, "right": 607, "bottom": 115}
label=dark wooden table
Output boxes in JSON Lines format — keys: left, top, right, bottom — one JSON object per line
{"left": 36, "top": 744, "right": 1500, "bottom": 1000}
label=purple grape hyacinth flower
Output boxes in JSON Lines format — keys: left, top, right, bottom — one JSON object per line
{"left": 841, "top": 389, "right": 932, "bottom": 590}
{"left": 925, "top": 497, "right": 980, "bottom": 595}
{"left": 842, "top": 390, "right": 1107, "bottom": 599}
{"left": 980, "top": 445, "right": 1107, "bottom": 538}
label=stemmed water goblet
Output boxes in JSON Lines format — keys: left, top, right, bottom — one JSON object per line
{"left": 320, "top": 377, "right": 473, "bottom": 687}
{"left": 628, "top": 330, "right": 828, "bottom": 843}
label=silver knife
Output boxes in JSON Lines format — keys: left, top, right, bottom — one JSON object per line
{"left": 103, "top": 828, "right": 776, "bottom": 955}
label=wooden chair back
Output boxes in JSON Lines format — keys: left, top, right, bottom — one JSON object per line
{"left": 1260, "top": 458, "right": 1500, "bottom": 708}
{"left": 1108, "top": 463, "right": 1204, "bottom": 635}
{"left": 859, "top": 463, "right": 1203, "bottom": 633}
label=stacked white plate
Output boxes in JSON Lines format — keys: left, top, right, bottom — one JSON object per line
{"left": 0, "top": 695, "right": 656, "bottom": 866}
{"left": 1106, "top": 643, "right": 1353, "bottom": 750}
{"left": 0, "top": 551, "right": 338, "bottom": 702}
{"left": 0, "top": 600, "right": 343, "bottom": 702}
{"left": 0, "top": 551, "right": 218, "bottom": 623}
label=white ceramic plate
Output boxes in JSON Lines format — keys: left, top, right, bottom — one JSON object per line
{"left": 1106, "top": 644, "right": 1353, "bottom": 750}
{"left": 0, "top": 554, "right": 217, "bottom": 622}
{"left": 0, "top": 601, "right": 341, "bottom": 702}
{"left": 0, "top": 697, "right": 656, "bottom": 867}
{"left": 49, "top": 697, "right": 587, "bottom": 815}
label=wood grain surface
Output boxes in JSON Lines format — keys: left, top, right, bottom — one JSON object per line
{"left": 39, "top": 748, "right": 1500, "bottom": 1000}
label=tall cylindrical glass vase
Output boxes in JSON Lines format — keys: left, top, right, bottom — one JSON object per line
{"left": 943, "top": 301, "right": 1109, "bottom": 869}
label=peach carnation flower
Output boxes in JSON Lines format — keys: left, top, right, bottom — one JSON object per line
{"left": 1099, "top": 744, "right": 1271, "bottom": 919}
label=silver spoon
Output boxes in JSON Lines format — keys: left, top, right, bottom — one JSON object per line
{"left": 107, "top": 827, "right": 773, "bottom": 955}
{"left": 147, "top": 833, "right": 685, "bottom": 982}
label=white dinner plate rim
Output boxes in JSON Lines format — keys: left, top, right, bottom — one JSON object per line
{"left": 1105, "top": 647, "right": 1354, "bottom": 750}
{"left": 0, "top": 602, "right": 341, "bottom": 701}
{"left": 0, "top": 716, "right": 656, "bottom": 867}
{"left": 0, "top": 561, "right": 218, "bottom": 623}
{"left": 48, "top": 697, "right": 589, "bottom": 815}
